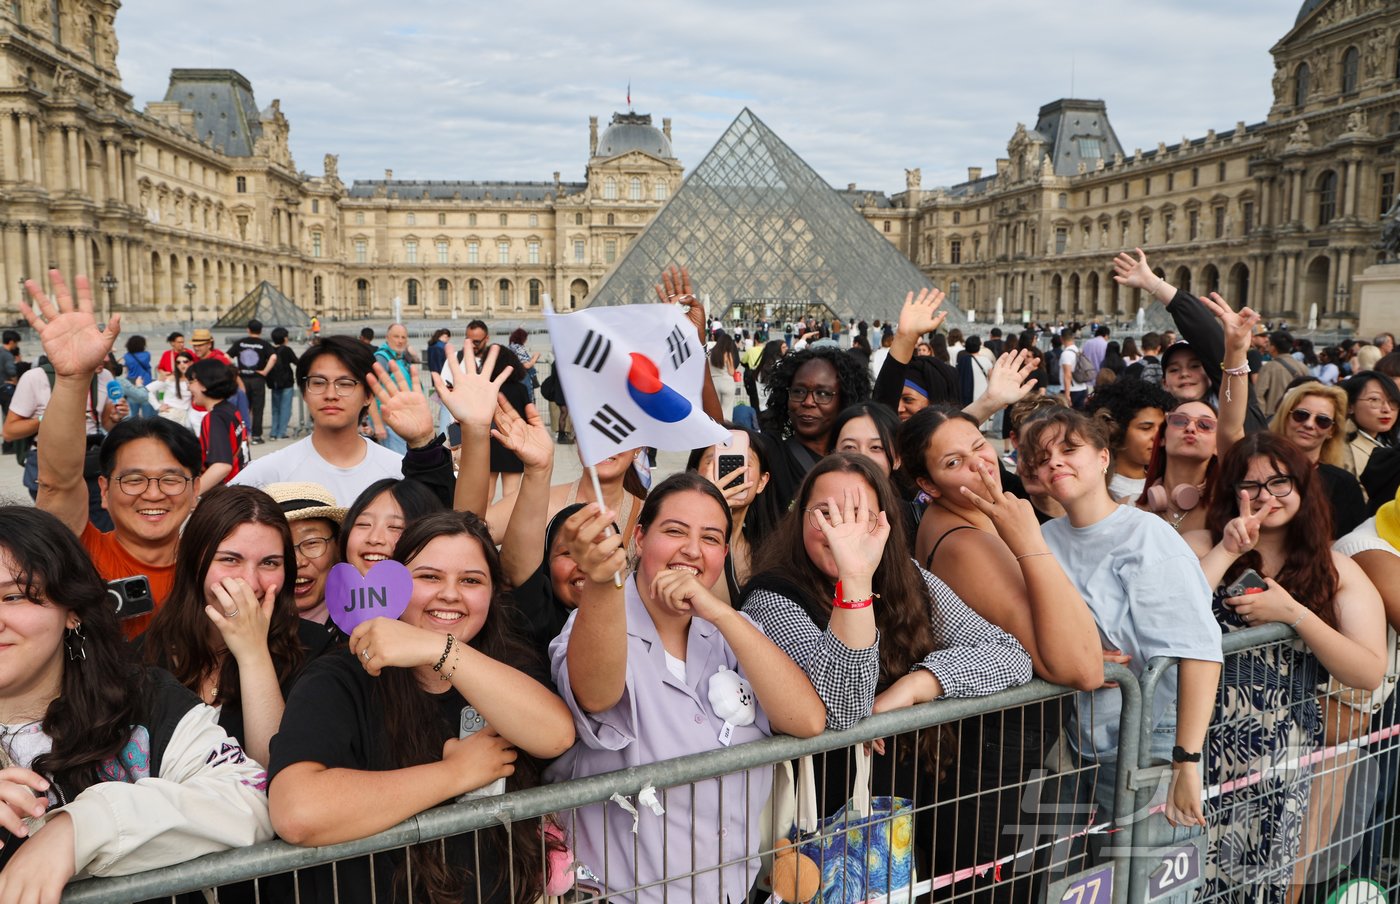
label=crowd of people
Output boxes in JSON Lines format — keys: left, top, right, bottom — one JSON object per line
{"left": 0, "top": 255, "right": 1397, "bottom": 904}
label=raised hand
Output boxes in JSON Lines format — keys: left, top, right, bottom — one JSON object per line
{"left": 654, "top": 265, "right": 705, "bottom": 336}
{"left": 368, "top": 361, "right": 434, "bottom": 448}
{"left": 562, "top": 503, "right": 626, "bottom": 585}
{"left": 982, "top": 349, "right": 1038, "bottom": 409}
{"left": 896, "top": 288, "right": 948, "bottom": 339}
{"left": 19, "top": 270, "right": 120, "bottom": 378}
{"left": 1197, "top": 291, "right": 1261, "bottom": 358}
{"left": 812, "top": 487, "right": 890, "bottom": 581}
{"left": 1111, "top": 248, "right": 1157, "bottom": 292}
{"left": 205, "top": 578, "right": 275, "bottom": 665}
{"left": 1221, "top": 490, "right": 1269, "bottom": 557}
{"left": 490, "top": 396, "right": 554, "bottom": 473}
{"left": 433, "top": 343, "right": 510, "bottom": 429}
{"left": 958, "top": 461, "right": 1045, "bottom": 556}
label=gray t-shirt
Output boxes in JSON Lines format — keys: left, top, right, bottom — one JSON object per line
{"left": 1042, "top": 504, "right": 1222, "bottom": 762}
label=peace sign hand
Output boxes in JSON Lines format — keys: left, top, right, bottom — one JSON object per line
{"left": 896, "top": 288, "right": 948, "bottom": 339}
{"left": 812, "top": 487, "right": 890, "bottom": 581}
{"left": 958, "top": 461, "right": 1045, "bottom": 556}
{"left": 1197, "top": 291, "right": 1261, "bottom": 358}
{"left": 1221, "top": 489, "right": 1270, "bottom": 557}
{"left": 19, "top": 270, "right": 121, "bottom": 378}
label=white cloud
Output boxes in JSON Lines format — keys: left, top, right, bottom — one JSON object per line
{"left": 113, "top": 0, "right": 1298, "bottom": 192}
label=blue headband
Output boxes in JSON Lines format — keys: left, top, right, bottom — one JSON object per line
{"left": 903, "top": 379, "right": 929, "bottom": 399}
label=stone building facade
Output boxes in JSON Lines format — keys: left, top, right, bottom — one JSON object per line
{"left": 0, "top": 1, "right": 680, "bottom": 325}
{"left": 3, "top": 0, "right": 1397, "bottom": 329}
{"left": 861, "top": 0, "right": 1400, "bottom": 326}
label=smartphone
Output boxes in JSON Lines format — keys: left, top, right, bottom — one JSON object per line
{"left": 458, "top": 706, "right": 508, "bottom": 800}
{"left": 711, "top": 429, "right": 750, "bottom": 487}
{"left": 1223, "top": 569, "right": 1268, "bottom": 598}
{"left": 107, "top": 576, "right": 154, "bottom": 619}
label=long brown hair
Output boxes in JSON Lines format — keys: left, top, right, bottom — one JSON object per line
{"left": 751, "top": 453, "right": 940, "bottom": 686}
{"left": 382, "top": 510, "right": 554, "bottom": 904}
{"left": 143, "top": 485, "right": 304, "bottom": 710}
{"left": 1206, "top": 432, "right": 1340, "bottom": 627}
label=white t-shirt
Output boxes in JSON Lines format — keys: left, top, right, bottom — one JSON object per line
{"left": 1060, "top": 345, "right": 1088, "bottom": 392}
{"left": 229, "top": 435, "right": 405, "bottom": 505}
{"left": 1108, "top": 473, "right": 1146, "bottom": 502}
{"left": 8, "top": 367, "right": 112, "bottom": 435}
{"left": 1042, "top": 504, "right": 1222, "bottom": 761}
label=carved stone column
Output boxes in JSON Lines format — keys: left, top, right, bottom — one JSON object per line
{"left": 0, "top": 114, "right": 17, "bottom": 183}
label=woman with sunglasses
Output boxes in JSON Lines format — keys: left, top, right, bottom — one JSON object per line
{"left": 1342, "top": 370, "right": 1400, "bottom": 486}
{"left": 1270, "top": 382, "right": 1366, "bottom": 537}
{"left": 1184, "top": 432, "right": 1385, "bottom": 901}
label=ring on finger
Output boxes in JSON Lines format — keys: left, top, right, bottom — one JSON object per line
{"left": 225, "top": 608, "right": 239, "bottom": 618}
{"left": 361, "top": 649, "right": 371, "bottom": 661}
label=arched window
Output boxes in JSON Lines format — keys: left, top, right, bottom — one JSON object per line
{"left": 629, "top": 177, "right": 642, "bottom": 200}
{"left": 498, "top": 279, "right": 512, "bottom": 309}
{"left": 437, "top": 278, "right": 450, "bottom": 307}
{"left": 606, "top": 213, "right": 615, "bottom": 226}
{"left": 603, "top": 178, "right": 617, "bottom": 200}
{"left": 468, "top": 279, "right": 481, "bottom": 309}
{"left": 406, "top": 279, "right": 420, "bottom": 306}
{"left": 1342, "top": 46, "right": 1360, "bottom": 95}
{"left": 528, "top": 279, "right": 542, "bottom": 308}
{"left": 356, "top": 279, "right": 369, "bottom": 308}
{"left": 1317, "top": 170, "right": 1338, "bottom": 225}
{"left": 1295, "top": 62, "right": 1311, "bottom": 107}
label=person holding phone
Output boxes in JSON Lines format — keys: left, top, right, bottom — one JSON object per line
{"left": 685, "top": 427, "right": 779, "bottom": 604}
{"left": 1184, "top": 432, "right": 1386, "bottom": 901}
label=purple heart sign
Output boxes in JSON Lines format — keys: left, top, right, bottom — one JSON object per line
{"left": 326, "top": 561, "right": 413, "bottom": 635}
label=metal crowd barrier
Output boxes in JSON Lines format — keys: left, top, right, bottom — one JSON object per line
{"left": 58, "top": 627, "right": 1398, "bottom": 904}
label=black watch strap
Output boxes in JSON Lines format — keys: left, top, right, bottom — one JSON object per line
{"left": 1172, "top": 745, "right": 1202, "bottom": 764}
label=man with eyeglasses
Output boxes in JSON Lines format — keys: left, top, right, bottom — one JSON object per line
{"left": 19, "top": 270, "right": 202, "bottom": 638}
{"left": 230, "top": 336, "right": 403, "bottom": 504}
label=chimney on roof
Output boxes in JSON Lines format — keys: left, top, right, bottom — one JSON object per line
{"left": 663, "top": 117, "right": 671, "bottom": 141}
{"left": 589, "top": 116, "right": 598, "bottom": 156}
{"left": 968, "top": 167, "right": 982, "bottom": 181}
{"left": 385, "top": 169, "right": 393, "bottom": 180}
{"left": 847, "top": 182, "right": 856, "bottom": 191}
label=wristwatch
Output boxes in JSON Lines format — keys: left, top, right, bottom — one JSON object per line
{"left": 1171, "top": 746, "right": 1202, "bottom": 764}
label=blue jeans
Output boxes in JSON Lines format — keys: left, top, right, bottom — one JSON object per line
{"left": 270, "top": 387, "right": 294, "bottom": 438}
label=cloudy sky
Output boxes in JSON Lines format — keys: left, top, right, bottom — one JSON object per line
{"left": 114, "top": 1, "right": 1302, "bottom": 193}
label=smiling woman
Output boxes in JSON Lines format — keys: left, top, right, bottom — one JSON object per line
{"left": 269, "top": 510, "right": 573, "bottom": 904}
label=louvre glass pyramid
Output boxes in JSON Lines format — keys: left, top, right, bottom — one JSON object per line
{"left": 587, "top": 108, "right": 966, "bottom": 328}
{"left": 214, "top": 280, "right": 312, "bottom": 329}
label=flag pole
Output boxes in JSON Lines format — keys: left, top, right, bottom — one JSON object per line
{"left": 587, "top": 463, "right": 625, "bottom": 588}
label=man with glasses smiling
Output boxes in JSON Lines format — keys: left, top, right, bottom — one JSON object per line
{"left": 230, "top": 336, "right": 404, "bottom": 505}
{"left": 19, "top": 270, "right": 203, "bottom": 638}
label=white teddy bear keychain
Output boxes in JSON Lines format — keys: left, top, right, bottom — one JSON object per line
{"left": 707, "top": 665, "right": 756, "bottom": 746}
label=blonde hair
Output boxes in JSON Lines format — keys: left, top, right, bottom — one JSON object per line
{"left": 1270, "top": 382, "right": 1349, "bottom": 467}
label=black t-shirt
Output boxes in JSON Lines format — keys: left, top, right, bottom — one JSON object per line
{"left": 266, "top": 345, "right": 299, "bottom": 390}
{"left": 1318, "top": 462, "right": 1367, "bottom": 540}
{"left": 269, "top": 649, "right": 516, "bottom": 904}
{"left": 228, "top": 337, "right": 274, "bottom": 377}
{"left": 200, "top": 399, "right": 249, "bottom": 478}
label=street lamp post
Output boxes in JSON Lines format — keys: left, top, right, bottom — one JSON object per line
{"left": 184, "top": 280, "right": 198, "bottom": 333}
{"left": 99, "top": 273, "right": 117, "bottom": 323}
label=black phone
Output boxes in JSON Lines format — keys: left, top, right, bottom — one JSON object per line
{"left": 716, "top": 454, "right": 746, "bottom": 482}
{"left": 1223, "top": 569, "right": 1268, "bottom": 598}
{"left": 108, "top": 575, "right": 154, "bottom": 619}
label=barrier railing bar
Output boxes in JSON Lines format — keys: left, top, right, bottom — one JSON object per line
{"left": 63, "top": 672, "right": 1119, "bottom": 902}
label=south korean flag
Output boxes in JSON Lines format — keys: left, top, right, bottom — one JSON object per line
{"left": 544, "top": 300, "right": 729, "bottom": 468}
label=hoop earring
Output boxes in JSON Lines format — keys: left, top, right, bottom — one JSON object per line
{"left": 64, "top": 623, "right": 87, "bottom": 662}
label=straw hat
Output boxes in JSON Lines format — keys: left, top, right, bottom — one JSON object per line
{"left": 191, "top": 328, "right": 214, "bottom": 343}
{"left": 264, "top": 482, "right": 346, "bottom": 525}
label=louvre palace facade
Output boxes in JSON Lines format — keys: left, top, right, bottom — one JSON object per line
{"left": 1, "top": 0, "right": 1398, "bottom": 327}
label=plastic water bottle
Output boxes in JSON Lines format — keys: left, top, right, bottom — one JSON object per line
{"left": 106, "top": 380, "right": 125, "bottom": 403}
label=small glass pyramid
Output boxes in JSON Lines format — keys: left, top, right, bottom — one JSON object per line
{"left": 215, "top": 281, "right": 312, "bottom": 330}
{"left": 586, "top": 108, "right": 966, "bottom": 329}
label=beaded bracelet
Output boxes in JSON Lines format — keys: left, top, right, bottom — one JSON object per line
{"left": 1289, "top": 609, "right": 1308, "bottom": 630}
{"left": 440, "top": 646, "right": 461, "bottom": 681}
{"left": 432, "top": 634, "right": 455, "bottom": 672}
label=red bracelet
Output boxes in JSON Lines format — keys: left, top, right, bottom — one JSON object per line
{"left": 832, "top": 580, "right": 875, "bottom": 610}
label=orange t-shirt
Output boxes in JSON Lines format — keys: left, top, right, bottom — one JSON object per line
{"left": 81, "top": 522, "right": 176, "bottom": 640}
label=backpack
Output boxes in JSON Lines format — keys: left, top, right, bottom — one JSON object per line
{"left": 1071, "top": 347, "right": 1097, "bottom": 385}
